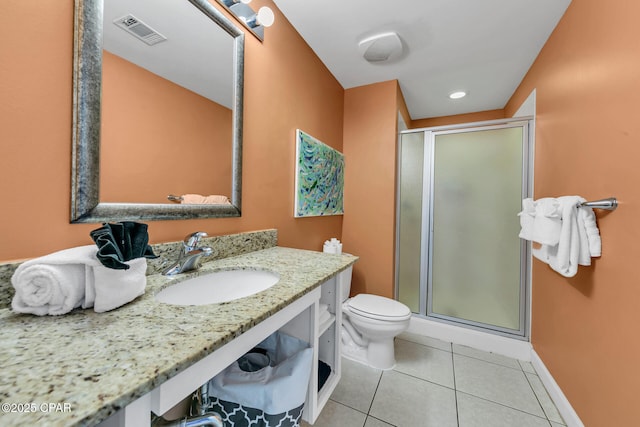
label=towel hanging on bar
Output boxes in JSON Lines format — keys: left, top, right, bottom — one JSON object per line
{"left": 518, "top": 196, "right": 603, "bottom": 277}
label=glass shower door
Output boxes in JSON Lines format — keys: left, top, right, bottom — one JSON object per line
{"left": 427, "top": 125, "right": 527, "bottom": 334}
{"left": 396, "top": 132, "right": 426, "bottom": 313}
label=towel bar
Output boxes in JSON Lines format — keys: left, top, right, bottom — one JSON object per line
{"left": 579, "top": 197, "right": 617, "bottom": 211}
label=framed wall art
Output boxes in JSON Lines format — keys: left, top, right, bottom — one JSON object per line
{"left": 294, "top": 129, "right": 344, "bottom": 217}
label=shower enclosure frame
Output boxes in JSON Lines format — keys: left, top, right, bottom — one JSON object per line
{"left": 395, "top": 117, "right": 534, "bottom": 339}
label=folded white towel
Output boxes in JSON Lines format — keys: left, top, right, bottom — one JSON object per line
{"left": 518, "top": 198, "right": 563, "bottom": 245}
{"left": 90, "top": 258, "right": 147, "bottom": 313}
{"left": 517, "top": 198, "right": 536, "bottom": 241}
{"left": 532, "top": 196, "right": 598, "bottom": 277}
{"left": 11, "top": 245, "right": 146, "bottom": 316}
{"left": 532, "top": 198, "right": 562, "bottom": 245}
{"left": 319, "top": 309, "right": 332, "bottom": 325}
{"left": 317, "top": 303, "right": 332, "bottom": 324}
{"left": 580, "top": 206, "right": 602, "bottom": 257}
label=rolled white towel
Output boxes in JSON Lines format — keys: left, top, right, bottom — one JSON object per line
{"left": 11, "top": 246, "right": 97, "bottom": 316}
{"left": 12, "top": 245, "right": 147, "bottom": 316}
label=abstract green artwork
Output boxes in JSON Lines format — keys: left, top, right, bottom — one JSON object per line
{"left": 294, "top": 130, "right": 344, "bottom": 217}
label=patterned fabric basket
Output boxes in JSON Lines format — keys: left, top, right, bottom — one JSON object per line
{"left": 204, "top": 332, "right": 313, "bottom": 427}
{"left": 208, "top": 397, "right": 304, "bottom": 427}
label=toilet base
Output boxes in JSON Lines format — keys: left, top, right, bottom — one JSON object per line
{"left": 366, "top": 338, "right": 396, "bottom": 370}
{"left": 341, "top": 329, "right": 397, "bottom": 370}
{"left": 341, "top": 343, "right": 370, "bottom": 367}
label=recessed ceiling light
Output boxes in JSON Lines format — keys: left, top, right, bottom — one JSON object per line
{"left": 449, "top": 91, "right": 466, "bottom": 99}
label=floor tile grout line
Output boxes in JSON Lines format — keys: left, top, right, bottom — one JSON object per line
{"left": 396, "top": 337, "right": 453, "bottom": 354}
{"left": 390, "top": 367, "right": 457, "bottom": 392}
{"left": 522, "top": 368, "right": 566, "bottom": 425}
{"left": 366, "top": 369, "right": 385, "bottom": 415}
{"left": 452, "top": 351, "right": 527, "bottom": 372}
{"left": 451, "top": 347, "right": 461, "bottom": 427}
{"left": 398, "top": 336, "right": 527, "bottom": 372}
{"left": 322, "top": 346, "right": 563, "bottom": 427}
{"left": 456, "top": 389, "right": 552, "bottom": 421}
{"left": 365, "top": 414, "right": 398, "bottom": 427}
{"left": 327, "top": 396, "right": 367, "bottom": 415}
{"left": 523, "top": 369, "right": 547, "bottom": 419}
{"left": 326, "top": 398, "right": 369, "bottom": 422}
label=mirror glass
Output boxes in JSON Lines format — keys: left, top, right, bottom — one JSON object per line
{"left": 71, "top": 0, "right": 244, "bottom": 222}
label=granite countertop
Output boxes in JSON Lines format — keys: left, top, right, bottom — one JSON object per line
{"left": 0, "top": 246, "right": 357, "bottom": 427}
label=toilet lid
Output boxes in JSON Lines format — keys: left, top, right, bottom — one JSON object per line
{"left": 347, "top": 294, "right": 411, "bottom": 321}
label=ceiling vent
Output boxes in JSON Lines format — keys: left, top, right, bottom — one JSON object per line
{"left": 113, "top": 15, "right": 167, "bottom": 46}
{"left": 358, "top": 32, "right": 404, "bottom": 63}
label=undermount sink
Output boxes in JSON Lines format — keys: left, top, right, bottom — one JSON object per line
{"left": 155, "top": 269, "right": 280, "bottom": 306}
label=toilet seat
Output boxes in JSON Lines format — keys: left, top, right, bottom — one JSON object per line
{"left": 346, "top": 294, "right": 411, "bottom": 322}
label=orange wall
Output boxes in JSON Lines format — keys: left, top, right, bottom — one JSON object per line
{"left": 504, "top": 0, "right": 640, "bottom": 425}
{"left": 343, "top": 80, "right": 401, "bottom": 298}
{"left": 411, "top": 109, "right": 505, "bottom": 128}
{"left": 0, "top": 0, "right": 343, "bottom": 261}
{"left": 101, "top": 51, "right": 232, "bottom": 203}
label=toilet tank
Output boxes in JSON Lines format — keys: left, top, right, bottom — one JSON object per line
{"left": 337, "top": 265, "right": 353, "bottom": 302}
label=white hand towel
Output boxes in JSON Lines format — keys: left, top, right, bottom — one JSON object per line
{"left": 12, "top": 245, "right": 147, "bottom": 315}
{"left": 531, "top": 198, "right": 562, "bottom": 245}
{"left": 517, "top": 198, "right": 536, "bottom": 241}
{"left": 574, "top": 197, "right": 593, "bottom": 267}
{"left": 532, "top": 196, "right": 587, "bottom": 277}
{"left": 89, "top": 258, "right": 147, "bottom": 313}
{"left": 580, "top": 206, "right": 602, "bottom": 257}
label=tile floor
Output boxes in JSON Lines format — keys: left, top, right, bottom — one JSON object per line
{"left": 303, "top": 332, "right": 566, "bottom": 427}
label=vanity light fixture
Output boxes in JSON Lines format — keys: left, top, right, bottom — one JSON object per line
{"left": 242, "top": 7, "right": 275, "bottom": 29}
{"left": 449, "top": 91, "right": 467, "bottom": 99}
{"left": 216, "top": 0, "right": 275, "bottom": 41}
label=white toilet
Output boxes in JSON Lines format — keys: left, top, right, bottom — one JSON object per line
{"left": 337, "top": 265, "right": 411, "bottom": 370}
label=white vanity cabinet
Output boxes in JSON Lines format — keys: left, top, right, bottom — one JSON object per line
{"left": 281, "top": 275, "right": 342, "bottom": 424}
{"left": 97, "top": 275, "right": 342, "bottom": 427}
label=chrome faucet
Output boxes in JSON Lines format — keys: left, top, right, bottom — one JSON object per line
{"left": 162, "top": 232, "right": 213, "bottom": 276}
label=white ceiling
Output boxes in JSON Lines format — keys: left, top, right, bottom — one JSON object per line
{"left": 272, "top": 0, "right": 571, "bottom": 120}
{"left": 103, "top": 0, "right": 235, "bottom": 108}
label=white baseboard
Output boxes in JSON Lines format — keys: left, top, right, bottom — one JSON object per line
{"left": 530, "top": 350, "right": 584, "bottom": 427}
{"left": 407, "top": 316, "right": 532, "bottom": 360}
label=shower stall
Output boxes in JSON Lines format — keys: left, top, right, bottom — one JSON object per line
{"left": 395, "top": 118, "right": 532, "bottom": 338}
